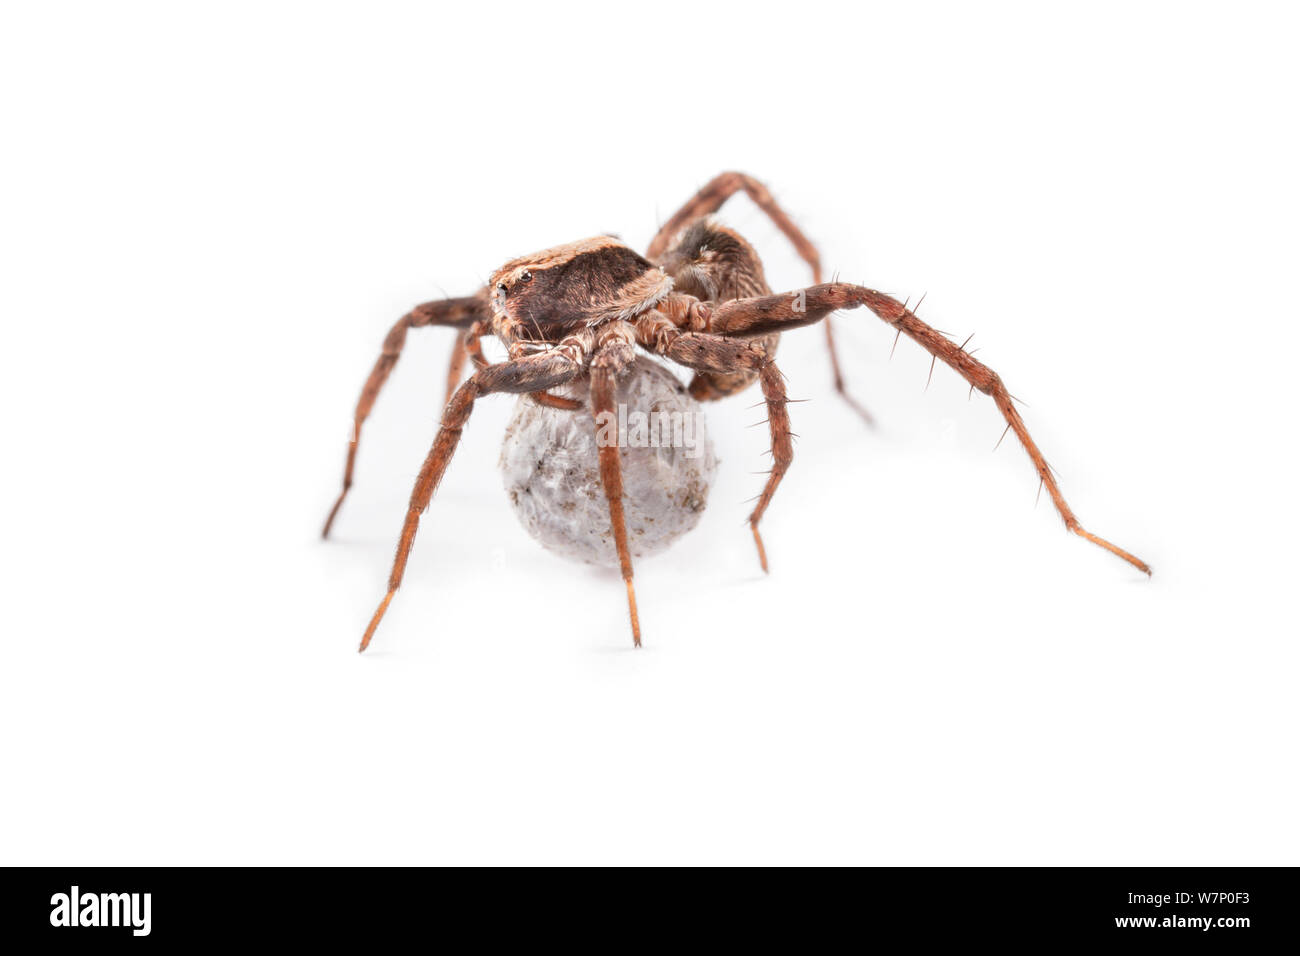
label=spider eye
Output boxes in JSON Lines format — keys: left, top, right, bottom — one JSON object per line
{"left": 519, "top": 270, "right": 532, "bottom": 283}
{"left": 496, "top": 282, "right": 507, "bottom": 294}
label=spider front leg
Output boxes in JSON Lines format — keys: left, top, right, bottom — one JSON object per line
{"left": 466, "top": 319, "right": 582, "bottom": 411}
{"left": 358, "top": 337, "right": 590, "bottom": 653}
{"left": 589, "top": 326, "right": 642, "bottom": 645}
{"left": 705, "top": 284, "right": 1152, "bottom": 575}
{"left": 648, "top": 171, "right": 872, "bottom": 425}
{"left": 322, "top": 293, "right": 487, "bottom": 538}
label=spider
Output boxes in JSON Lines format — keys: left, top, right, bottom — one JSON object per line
{"left": 322, "top": 171, "right": 1150, "bottom": 652}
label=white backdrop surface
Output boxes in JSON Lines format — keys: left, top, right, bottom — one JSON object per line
{"left": 1, "top": 2, "right": 1296, "bottom": 865}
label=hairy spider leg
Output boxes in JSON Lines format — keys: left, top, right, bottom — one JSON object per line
{"left": 442, "top": 332, "right": 470, "bottom": 408}
{"left": 633, "top": 306, "right": 794, "bottom": 572}
{"left": 701, "top": 283, "right": 1151, "bottom": 574}
{"left": 463, "top": 318, "right": 581, "bottom": 411}
{"left": 323, "top": 294, "right": 486, "bottom": 538}
{"left": 589, "top": 327, "right": 643, "bottom": 645}
{"left": 359, "top": 340, "right": 589, "bottom": 652}
{"left": 747, "top": 363, "right": 796, "bottom": 572}
{"left": 647, "top": 171, "right": 873, "bottom": 425}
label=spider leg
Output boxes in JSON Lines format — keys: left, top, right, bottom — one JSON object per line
{"left": 822, "top": 321, "right": 875, "bottom": 426}
{"left": 648, "top": 172, "right": 821, "bottom": 273}
{"left": 442, "top": 332, "right": 470, "bottom": 407}
{"left": 747, "top": 362, "right": 795, "bottom": 572}
{"left": 701, "top": 284, "right": 1151, "bottom": 574}
{"left": 449, "top": 321, "right": 580, "bottom": 409}
{"left": 465, "top": 322, "right": 490, "bottom": 370}
{"left": 322, "top": 294, "right": 487, "bottom": 538}
{"left": 359, "top": 336, "right": 591, "bottom": 652}
{"left": 529, "top": 391, "right": 584, "bottom": 411}
{"left": 462, "top": 322, "right": 579, "bottom": 410}
{"left": 647, "top": 171, "right": 872, "bottom": 425}
{"left": 634, "top": 311, "right": 790, "bottom": 570}
{"left": 590, "top": 328, "right": 642, "bottom": 645}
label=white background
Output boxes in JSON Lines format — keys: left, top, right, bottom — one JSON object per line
{"left": 2, "top": 2, "right": 1297, "bottom": 865}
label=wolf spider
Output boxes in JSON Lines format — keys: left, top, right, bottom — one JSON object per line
{"left": 322, "top": 172, "right": 1150, "bottom": 652}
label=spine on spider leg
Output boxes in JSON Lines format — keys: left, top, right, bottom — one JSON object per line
{"left": 845, "top": 285, "right": 1153, "bottom": 575}
{"left": 705, "top": 281, "right": 1150, "bottom": 574}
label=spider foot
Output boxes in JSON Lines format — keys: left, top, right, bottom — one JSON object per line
{"left": 834, "top": 383, "right": 877, "bottom": 428}
{"left": 625, "top": 578, "right": 642, "bottom": 647}
{"left": 750, "top": 521, "right": 770, "bottom": 574}
{"left": 1071, "top": 524, "right": 1152, "bottom": 576}
{"left": 359, "top": 588, "right": 396, "bottom": 653}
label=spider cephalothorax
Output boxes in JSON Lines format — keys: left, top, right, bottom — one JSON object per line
{"left": 323, "top": 171, "right": 1150, "bottom": 653}
{"left": 489, "top": 236, "right": 673, "bottom": 339}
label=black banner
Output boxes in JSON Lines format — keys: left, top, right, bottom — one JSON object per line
{"left": 2, "top": 867, "right": 1294, "bottom": 945}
